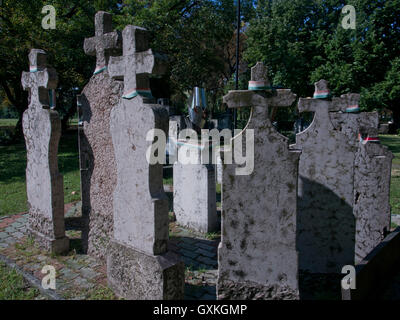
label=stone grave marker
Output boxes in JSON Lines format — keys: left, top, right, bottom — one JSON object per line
{"left": 353, "top": 127, "right": 393, "bottom": 263}
{"left": 79, "top": 11, "right": 123, "bottom": 259}
{"left": 173, "top": 140, "right": 218, "bottom": 233}
{"left": 21, "top": 49, "right": 69, "bottom": 254}
{"left": 329, "top": 93, "right": 393, "bottom": 262}
{"left": 293, "top": 80, "right": 358, "bottom": 274}
{"left": 106, "top": 25, "right": 184, "bottom": 300}
{"left": 218, "top": 62, "right": 301, "bottom": 300}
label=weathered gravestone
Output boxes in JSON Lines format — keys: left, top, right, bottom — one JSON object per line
{"left": 79, "top": 11, "right": 123, "bottom": 259}
{"left": 294, "top": 80, "right": 358, "bottom": 274}
{"left": 329, "top": 93, "right": 393, "bottom": 263}
{"left": 218, "top": 62, "right": 301, "bottom": 300}
{"left": 106, "top": 25, "right": 184, "bottom": 300}
{"left": 173, "top": 140, "right": 218, "bottom": 233}
{"left": 353, "top": 127, "right": 393, "bottom": 263}
{"left": 21, "top": 49, "right": 69, "bottom": 254}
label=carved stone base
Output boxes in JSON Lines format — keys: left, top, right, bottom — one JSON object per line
{"left": 217, "top": 278, "right": 299, "bottom": 300}
{"left": 28, "top": 228, "right": 69, "bottom": 255}
{"left": 107, "top": 240, "right": 185, "bottom": 300}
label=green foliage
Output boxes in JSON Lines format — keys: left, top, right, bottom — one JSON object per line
{"left": 0, "top": 131, "right": 80, "bottom": 216}
{"left": 245, "top": 0, "right": 400, "bottom": 119}
{"left": 0, "top": 262, "right": 41, "bottom": 300}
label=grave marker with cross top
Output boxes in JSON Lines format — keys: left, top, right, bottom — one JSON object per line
{"left": 223, "top": 61, "right": 296, "bottom": 112}
{"left": 21, "top": 49, "right": 58, "bottom": 109}
{"left": 21, "top": 48, "right": 69, "bottom": 255}
{"left": 108, "top": 25, "right": 167, "bottom": 100}
{"left": 84, "top": 11, "right": 121, "bottom": 75}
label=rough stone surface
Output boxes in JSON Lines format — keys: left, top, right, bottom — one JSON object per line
{"left": 293, "top": 85, "right": 358, "bottom": 273}
{"left": 329, "top": 94, "right": 393, "bottom": 263}
{"left": 173, "top": 145, "right": 218, "bottom": 233}
{"left": 79, "top": 11, "right": 122, "bottom": 260}
{"left": 107, "top": 24, "right": 184, "bottom": 299}
{"left": 353, "top": 128, "right": 393, "bottom": 263}
{"left": 107, "top": 240, "right": 185, "bottom": 300}
{"left": 218, "top": 62, "right": 300, "bottom": 300}
{"left": 21, "top": 49, "right": 69, "bottom": 254}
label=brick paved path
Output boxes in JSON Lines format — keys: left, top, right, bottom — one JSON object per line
{"left": 0, "top": 202, "right": 219, "bottom": 300}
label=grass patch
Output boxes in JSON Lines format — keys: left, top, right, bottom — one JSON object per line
{"left": 380, "top": 135, "right": 400, "bottom": 215}
{"left": 0, "top": 261, "right": 41, "bottom": 300}
{"left": 0, "top": 119, "right": 18, "bottom": 127}
{"left": 0, "top": 131, "right": 80, "bottom": 216}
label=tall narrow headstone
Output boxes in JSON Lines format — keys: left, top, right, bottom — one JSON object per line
{"left": 173, "top": 141, "right": 218, "bottom": 233}
{"left": 353, "top": 127, "right": 393, "bottom": 263}
{"left": 21, "top": 49, "right": 69, "bottom": 254}
{"left": 79, "top": 11, "right": 123, "bottom": 259}
{"left": 106, "top": 25, "right": 184, "bottom": 300}
{"left": 218, "top": 62, "right": 300, "bottom": 300}
{"left": 329, "top": 93, "right": 393, "bottom": 262}
{"left": 294, "top": 80, "right": 357, "bottom": 273}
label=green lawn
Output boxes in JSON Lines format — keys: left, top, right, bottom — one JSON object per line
{"left": 0, "top": 261, "right": 41, "bottom": 300}
{"left": 0, "top": 131, "right": 81, "bottom": 216}
{"left": 0, "top": 131, "right": 399, "bottom": 217}
{"left": 380, "top": 135, "right": 400, "bottom": 215}
{"left": 0, "top": 119, "right": 18, "bottom": 127}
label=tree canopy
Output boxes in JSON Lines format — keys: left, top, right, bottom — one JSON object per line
{"left": 1, "top": 0, "right": 400, "bottom": 134}
{"left": 245, "top": 0, "right": 400, "bottom": 123}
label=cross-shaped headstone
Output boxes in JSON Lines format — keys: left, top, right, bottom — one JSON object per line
{"left": 21, "top": 49, "right": 58, "bottom": 109}
{"left": 108, "top": 25, "right": 166, "bottom": 100}
{"left": 297, "top": 79, "right": 346, "bottom": 130}
{"left": 223, "top": 62, "right": 296, "bottom": 111}
{"left": 84, "top": 11, "right": 121, "bottom": 75}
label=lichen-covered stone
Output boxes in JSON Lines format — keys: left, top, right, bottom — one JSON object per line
{"left": 107, "top": 240, "right": 184, "bottom": 300}
{"left": 353, "top": 128, "right": 393, "bottom": 263}
{"left": 106, "top": 23, "right": 184, "bottom": 300}
{"left": 21, "top": 49, "right": 68, "bottom": 254}
{"left": 294, "top": 90, "right": 357, "bottom": 274}
{"left": 218, "top": 62, "right": 300, "bottom": 300}
{"left": 79, "top": 11, "right": 122, "bottom": 260}
{"left": 173, "top": 146, "right": 218, "bottom": 233}
{"left": 78, "top": 72, "right": 122, "bottom": 260}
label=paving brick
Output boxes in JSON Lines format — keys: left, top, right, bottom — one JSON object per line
{"left": 80, "top": 267, "right": 99, "bottom": 280}
{"left": 12, "top": 232, "right": 24, "bottom": 239}
{"left": 200, "top": 293, "right": 216, "bottom": 300}
{"left": 4, "top": 227, "right": 16, "bottom": 233}
{"left": 197, "top": 256, "right": 217, "bottom": 267}
{"left": 177, "top": 241, "right": 195, "bottom": 251}
{"left": 196, "top": 242, "right": 216, "bottom": 251}
{"left": 180, "top": 248, "right": 199, "bottom": 259}
{"left": 60, "top": 268, "right": 79, "bottom": 281}
{"left": 0, "top": 232, "right": 9, "bottom": 239}
{"left": 195, "top": 247, "right": 216, "bottom": 258}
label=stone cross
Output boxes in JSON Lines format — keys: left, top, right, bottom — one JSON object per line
{"left": 108, "top": 25, "right": 166, "bottom": 99}
{"left": 21, "top": 49, "right": 69, "bottom": 254}
{"left": 219, "top": 62, "right": 300, "bottom": 300}
{"left": 106, "top": 25, "right": 184, "bottom": 300}
{"left": 294, "top": 80, "right": 360, "bottom": 274}
{"left": 84, "top": 11, "right": 121, "bottom": 74}
{"left": 353, "top": 125, "right": 393, "bottom": 263}
{"left": 21, "top": 49, "right": 57, "bottom": 108}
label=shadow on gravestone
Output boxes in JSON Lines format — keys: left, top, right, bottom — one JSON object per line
{"left": 105, "top": 24, "right": 184, "bottom": 300}
{"left": 218, "top": 62, "right": 300, "bottom": 300}
{"left": 293, "top": 80, "right": 356, "bottom": 279}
